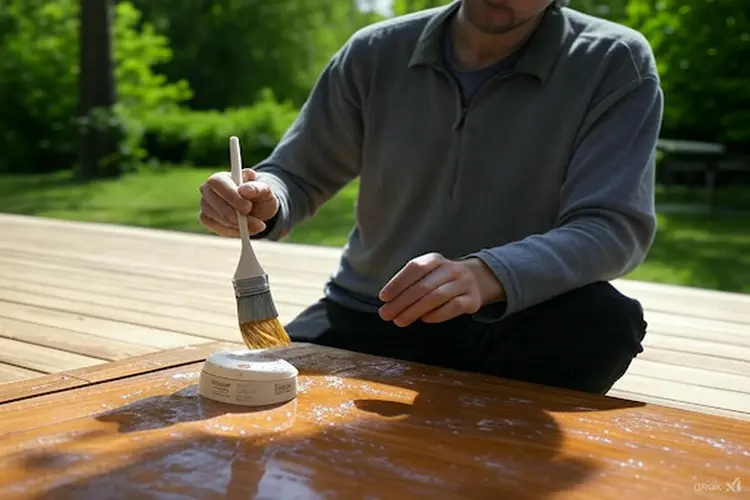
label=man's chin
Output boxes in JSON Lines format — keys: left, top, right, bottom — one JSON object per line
{"left": 478, "top": 23, "right": 520, "bottom": 35}
{"left": 471, "top": 19, "right": 524, "bottom": 35}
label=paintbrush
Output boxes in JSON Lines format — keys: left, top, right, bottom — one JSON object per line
{"left": 228, "top": 135, "right": 291, "bottom": 350}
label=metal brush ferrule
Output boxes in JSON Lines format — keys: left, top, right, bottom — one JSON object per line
{"left": 232, "top": 274, "right": 270, "bottom": 298}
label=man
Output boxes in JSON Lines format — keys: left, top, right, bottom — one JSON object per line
{"left": 199, "top": 0, "right": 663, "bottom": 395}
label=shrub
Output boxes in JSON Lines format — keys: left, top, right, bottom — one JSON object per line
{"left": 139, "top": 88, "right": 300, "bottom": 167}
{"left": 0, "top": 0, "right": 190, "bottom": 175}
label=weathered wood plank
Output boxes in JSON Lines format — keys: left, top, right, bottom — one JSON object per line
{"left": 0, "top": 341, "right": 234, "bottom": 405}
{"left": 637, "top": 346, "right": 750, "bottom": 377}
{"left": 0, "top": 337, "right": 104, "bottom": 374}
{"left": 0, "top": 255, "right": 323, "bottom": 308}
{"left": 5, "top": 213, "right": 750, "bottom": 325}
{"left": 0, "top": 300, "right": 213, "bottom": 349}
{"left": 643, "top": 310, "right": 750, "bottom": 346}
{"left": 643, "top": 333, "right": 750, "bottom": 362}
{"left": 0, "top": 363, "right": 43, "bottom": 384}
{"left": 0, "top": 285, "right": 236, "bottom": 341}
{"left": 0, "top": 316, "right": 156, "bottom": 361}
{"left": 0, "top": 316, "right": 156, "bottom": 360}
{"left": 612, "top": 372, "right": 750, "bottom": 416}
{"left": 1, "top": 213, "right": 750, "bottom": 422}
{"left": 0, "top": 277, "right": 235, "bottom": 326}
{"left": 615, "top": 279, "right": 750, "bottom": 325}
{"left": 625, "top": 357, "right": 750, "bottom": 394}
{"left": 607, "top": 389, "right": 748, "bottom": 422}
{"left": 0, "top": 244, "right": 328, "bottom": 295}
{"left": 5, "top": 252, "right": 749, "bottom": 353}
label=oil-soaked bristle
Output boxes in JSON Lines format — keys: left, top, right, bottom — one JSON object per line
{"left": 239, "top": 318, "right": 291, "bottom": 349}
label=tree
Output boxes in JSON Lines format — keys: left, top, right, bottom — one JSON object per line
{"left": 626, "top": 0, "right": 750, "bottom": 148}
{"left": 77, "top": 0, "right": 117, "bottom": 179}
{"left": 0, "top": 0, "right": 190, "bottom": 175}
{"left": 131, "top": 0, "right": 380, "bottom": 109}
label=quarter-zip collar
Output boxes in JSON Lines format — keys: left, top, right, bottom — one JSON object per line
{"left": 407, "top": 1, "right": 570, "bottom": 86}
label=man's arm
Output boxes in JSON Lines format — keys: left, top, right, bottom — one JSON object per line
{"left": 251, "top": 35, "right": 367, "bottom": 241}
{"left": 469, "top": 73, "right": 664, "bottom": 321}
{"left": 378, "top": 73, "right": 663, "bottom": 327}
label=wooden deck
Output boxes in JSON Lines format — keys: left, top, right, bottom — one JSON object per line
{"left": 1, "top": 213, "right": 749, "bottom": 421}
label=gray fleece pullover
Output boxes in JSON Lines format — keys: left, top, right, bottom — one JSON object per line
{"left": 253, "top": 1, "right": 663, "bottom": 321}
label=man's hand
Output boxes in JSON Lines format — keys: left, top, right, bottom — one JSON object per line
{"left": 378, "top": 253, "right": 506, "bottom": 327}
{"left": 199, "top": 168, "right": 279, "bottom": 237}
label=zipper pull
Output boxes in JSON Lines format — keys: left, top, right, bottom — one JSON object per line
{"left": 453, "top": 107, "right": 467, "bottom": 130}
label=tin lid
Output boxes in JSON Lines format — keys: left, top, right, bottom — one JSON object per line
{"left": 201, "top": 349, "right": 298, "bottom": 382}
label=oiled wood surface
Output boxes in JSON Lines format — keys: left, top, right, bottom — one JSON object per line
{"left": 1, "top": 213, "right": 750, "bottom": 421}
{"left": 0, "top": 343, "right": 747, "bottom": 500}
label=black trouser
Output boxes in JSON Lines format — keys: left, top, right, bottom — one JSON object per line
{"left": 285, "top": 282, "right": 647, "bottom": 395}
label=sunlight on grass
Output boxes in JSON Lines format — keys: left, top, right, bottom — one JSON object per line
{"left": 1, "top": 168, "right": 748, "bottom": 294}
{"left": 285, "top": 181, "right": 358, "bottom": 247}
{"left": 0, "top": 167, "right": 359, "bottom": 244}
{"left": 0, "top": 167, "right": 211, "bottom": 232}
{"left": 625, "top": 212, "right": 750, "bottom": 293}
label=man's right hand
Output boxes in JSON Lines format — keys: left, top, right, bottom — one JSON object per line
{"left": 199, "top": 168, "right": 279, "bottom": 237}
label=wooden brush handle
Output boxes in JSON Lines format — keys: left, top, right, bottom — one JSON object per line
{"left": 229, "top": 136, "right": 251, "bottom": 243}
{"left": 229, "top": 136, "right": 264, "bottom": 278}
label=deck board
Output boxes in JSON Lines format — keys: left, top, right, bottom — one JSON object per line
{"left": 1, "top": 212, "right": 749, "bottom": 420}
{"left": 0, "top": 316, "right": 157, "bottom": 360}
{"left": 0, "top": 363, "right": 43, "bottom": 384}
{"left": 0, "top": 337, "right": 103, "bottom": 373}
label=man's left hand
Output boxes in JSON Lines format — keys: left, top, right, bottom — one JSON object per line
{"left": 378, "top": 253, "right": 506, "bottom": 327}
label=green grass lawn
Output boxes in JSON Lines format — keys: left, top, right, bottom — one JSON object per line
{"left": 1, "top": 167, "right": 749, "bottom": 294}
{"left": 0, "top": 166, "right": 357, "bottom": 245}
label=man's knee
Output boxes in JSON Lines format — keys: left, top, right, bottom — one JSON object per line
{"left": 494, "top": 282, "right": 648, "bottom": 394}
{"left": 579, "top": 283, "right": 647, "bottom": 352}
{"left": 552, "top": 282, "right": 648, "bottom": 393}
{"left": 284, "top": 300, "right": 333, "bottom": 344}
{"left": 554, "top": 282, "right": 648, "bottom": 353}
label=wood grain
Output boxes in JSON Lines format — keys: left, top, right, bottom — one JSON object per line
{"left": 2, "top": 213, "right": 750, "bottom": 422}
{"left": 0, "top": 338, "right": 101, "bottom": 374}
{"left": 66, "top": 341, "right": 239, "bottom": 384}
{"left": 0, "top": 341, "right": 236, "bottom": 405}
{"left": 0, "top": 300, "right": 214, "bottom": 350}
{"left": 0, "top": 364, "right": 42, "bottom": 384}
{"left": 0, "top": 316, "right": 156, "bottom": 361}
{"left": 0, "top": 374, "right": 85, "bottom": 407}
{"left": 0, "top": 343, "right": 747, "bottom": 499}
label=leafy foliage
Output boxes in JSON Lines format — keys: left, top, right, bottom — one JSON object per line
{"left": 131, "top": 0, "right": 382, "bottom": 109}
{"left": 113, "top": 2, "right": 192, "bottom": 114}
{"left": 0, "top": 0, "right": 190, "bottom": 174}
{"left": 625, "top": 0, "right": 750, "bottom": 147}
{"left": 0, "top": 0, "right": 748, "bottom": 176}
{"left": 140, "top": 88, "right": 299, "bottom": 167}
{"left": 0, "top": 0, "right": 80, "bottom": 173}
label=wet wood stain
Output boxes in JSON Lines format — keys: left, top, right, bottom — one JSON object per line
{"left": 0, "top": 343, "right": 747, "bottom": 499}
